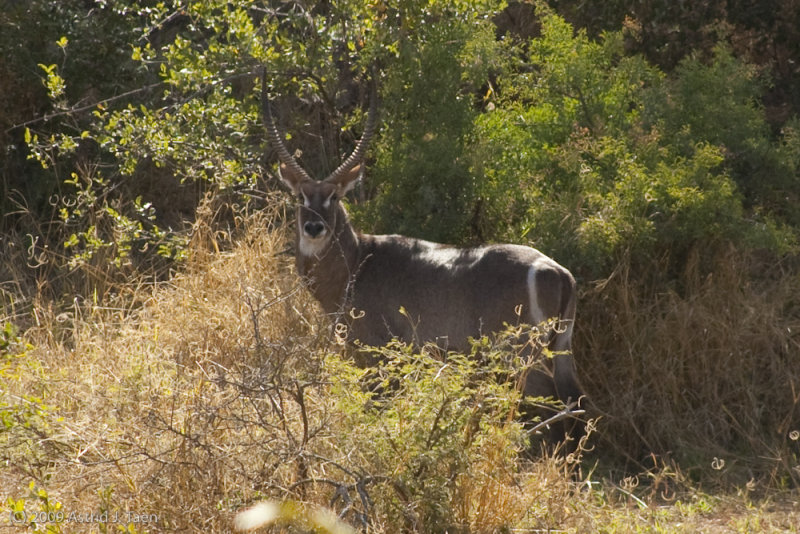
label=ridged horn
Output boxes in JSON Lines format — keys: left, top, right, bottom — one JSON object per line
{"left": 325, "top": 80, "right": 378, "bottom": 183}
{"left": 260, "top": 67, "right": 312, "bottom": 183}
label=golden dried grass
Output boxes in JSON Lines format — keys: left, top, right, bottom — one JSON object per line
{"left": 1, "top": 209, "right": 322, "bottom": 531}
{"left": 2, "top": 211, "right": 800, "bottom": 533}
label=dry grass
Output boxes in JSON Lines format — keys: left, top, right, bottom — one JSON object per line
{"left": 2, "top": 209, "right": 325, "bottom": 531}
{"left": 2, "top": 212, "right": 800, "bottom": 533}
{"left": 580, "top": 244, "right": 800, "bottom": 488}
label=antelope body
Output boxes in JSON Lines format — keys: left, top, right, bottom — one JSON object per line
{"left": 262, "top": 77, "right": 585, "bottom": 444}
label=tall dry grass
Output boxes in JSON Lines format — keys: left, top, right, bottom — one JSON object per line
{"left": 2, "top": 208, "right": 800, "bottom": 533}
{"left": 0, "top": 210, "right": 576, "bottom": 532}
{"left": 580, "top": 244, "right": 800, "bottom": 487}
{"left": 2, "top": 208, "right": 324, "bottom": 530}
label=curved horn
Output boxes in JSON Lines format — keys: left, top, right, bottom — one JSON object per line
{"left": 325, "top": 80, "right": 378, "bottom": 182}
{"left": 260, "top": 68, "right": 312, "bottom": 182}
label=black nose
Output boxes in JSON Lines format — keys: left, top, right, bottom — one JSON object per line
{"left": 303, "top": 221, "right": 325, "bottom": 237}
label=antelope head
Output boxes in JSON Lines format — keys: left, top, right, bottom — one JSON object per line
{"left": 261, "top": 71, "right": 377, "bottom": 258}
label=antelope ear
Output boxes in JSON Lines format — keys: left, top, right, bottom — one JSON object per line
{"left": 326, "top": 164, "right": 362, "bottom": 195}
{"left": 278, "top": 163, "right": 307, "bottom": 194}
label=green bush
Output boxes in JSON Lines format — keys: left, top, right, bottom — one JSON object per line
{"left": 646, "top": 44, "right": 800, "bottom": 227}
{"left": 19, "top": 1, "right": 798, "bottom": 281}
{"left": 325, "top": 326, "right": 561, "bottom": 531}
{"left": 465, "top": 9, "right": 796, "bottom": 278}
{"left": 359, "top": 19, "right": 489, "bottom": 244}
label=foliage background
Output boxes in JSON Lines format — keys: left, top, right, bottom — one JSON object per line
{"left": 1, "top": 0, "right": 800, "bottom": 531}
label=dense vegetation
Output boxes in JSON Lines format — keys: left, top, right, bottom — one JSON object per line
{"left": 2, "top": 0, "right": 799, "bottom": 532}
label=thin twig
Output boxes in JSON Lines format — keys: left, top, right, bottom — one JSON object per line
{"left": 527, "top": 403, "right": 586, "bottom": 436}
{"left": 5, "top": 82, "right": 163, "bottom": 134}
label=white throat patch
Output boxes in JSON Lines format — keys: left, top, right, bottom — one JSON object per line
{"left": 298, "top": 221, "right": 330, "bottom": 257}
{"left": 299, "top": 237, "right": 328, "bottom": 257}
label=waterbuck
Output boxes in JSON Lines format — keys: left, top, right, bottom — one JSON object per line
{"left": 261, "top": 76, "right": 586, "bottom": 446}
